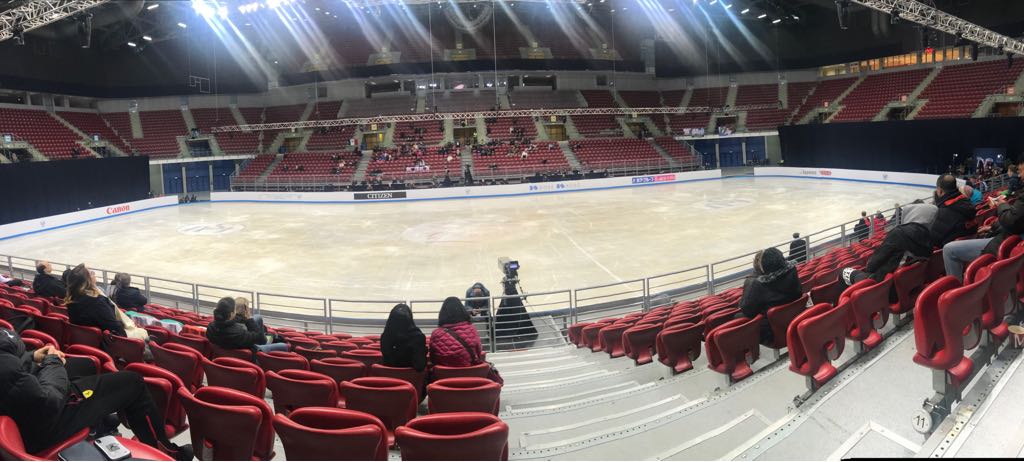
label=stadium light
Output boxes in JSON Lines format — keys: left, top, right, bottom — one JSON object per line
{"left": 740, "top": 8, "right": 749, "bottom": 14}
{"left": 127, "top": 40, "right": 137, "bottom": 47}
{"left": 142, "top": 35, "right": 152, "bottom": 41}
{"left": 771, "top": 18, "right": 781, "bottom": 24}
{"left": 177, "top": 22, "right": 187, "bottom": 28}
{"left": 146, "top": 3, "right": 159, "bottom": 10}
{"left": 757, "top": 13, "right": 767, "bottom": 18}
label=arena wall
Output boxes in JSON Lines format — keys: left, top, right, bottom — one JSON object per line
{"left": 0, "top": 196, "right": 178, "bottom": 241}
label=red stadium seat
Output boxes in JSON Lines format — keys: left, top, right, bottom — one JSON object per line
{"left": 19, "top": 330, "right": 58, "bottom": 348}
{"left": 427, "top": 377, "right": 502, "bottom": 415}
{"left": 287, "top": 337, "right": 321, "bottom": 351}
{"left": 30, "top": 314, "right": 67, "bottom": 347}
{"left": 256, "top": 351, "right": 309, "bottom": 373}
{"left": 125, "top": 363, "right": 189, "bottom": 437}
{"left": 65, "top": 324, "right": 103, "bottom": 348}
{"left": 210, "top": 344, "right": 253, "bottom": 362}
{"left": 842, "top": 275, "right": 893, "bottom": 350}
{"left": 622, "top": 323, "right": 660, "bottom": 365}
{"left": 788, "top": 303, "right": 848, "bottom": 387}
{"left": 580, "top": 322, "right": 610, "bottom": 352}
{"left": 655, "top": 322, "right": 703, "bottom": 374}
{"left": 321, "top": 341, "right": 360, "bottom": 355}
{"left": 703, "top": 308, "right": 740, "bottom": 338}
{"left": 340, "top": 349, "right": 383, "bottom": 368}
{"left": 913, "top": 275, "right": 990, "bottom": 385}
{"left": 370, "top": 364, "right": 426, "bottom": 402}
{"left": 150, "top": 341, "right": 204, "bottom": 392}
{"left": 170, "top": 333, "right": 212, "bottom": 358}
{"left": 763, "top": 294, "right": 809, "bottom": 349}
{"left": 891, "top": 261, "right": 928, "bottom": 315}
{"left": 143, "top": 325, "right": 173, "bottom": 345}
{"left": 311, "top": 357, "right": 367, "bottom": 383}
{"left": 178, "top": 386, "right": 275, "bottom": 461}
{"left": 65, "top": 344, "right": 117, "bottom": 374}
{"left": 567, "top": 323, "right": 588, "bottom": 347}
{"left": 272, "top": 408, "right": 389, "bottom": 461}
{"left": 201, "top": 357, "right": 266, "bottom": 398}
{"left": 267, "top": 369, "right": 341, "bottom": 415}
{"left": 395, "top": 412, "right": 509, "bottom": 461}
{"left": 432, "top": 362, "right": 490, "bottom": 381}
{"left": 705, "top": 316, "right": 762, "bottom": 382}
{"left": 597, "top": 323, "right": 630, "bottom": 358}
{"left": 0, "top": 416, "right": 170, "bottom": 461}
{"left": 105, "top": 334, "right": 146, "bottom": 369}
{"left": 340, "top": 377, "right": 418, "bottom": 446}
{"left": 998, "top": 235, "right": 1023, "bottom": 260}
{"left": 925, "top": 249, "right": 946, "bottom": 283}
{"left": 809, "top": 278, "right": 845, "bottom": 307}
{"left": 295, "top": 346, "right": 338, "bottom": 362}
{"left": 966, "top": 250, "right": 1024, "bottom": 344}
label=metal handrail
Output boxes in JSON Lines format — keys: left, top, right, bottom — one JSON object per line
{"left": 8, "top": 172, "right": 994, "bottom": 352}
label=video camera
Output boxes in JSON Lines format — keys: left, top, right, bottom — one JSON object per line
{"left": 497, "top": 257, "right": 519, "bottom": 281}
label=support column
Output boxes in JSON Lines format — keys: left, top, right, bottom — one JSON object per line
{"left": 741, "top": 139, "right": 747, "bottom": 166}
{"left": 714, "top": 142, "right": 721, "bottom": 169}
{"left": 181, "top": 165, "right": 188, "bottom": 195}
{"left": 208, "top": 163, "right": 214, "bottom": 192}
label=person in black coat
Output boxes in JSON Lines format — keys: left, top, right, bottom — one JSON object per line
{"left": 852, "top": 212, "right": 871, "bottom": 241}
{"left": 788, "top": 233, "right": 807, "bottom": 263}
{"left": 737, "top": 247, "right": 803, "bottom": 345}
{"left": 930, "top": 174, "right": 977, "bottom": 248}
{"left": 64, "top": 264, "right": 126, "bottom": 337}
{"left": 31, "top": 261, "right": 66, "bottom": 299}
{"left": 205, "top": 297, "right": 287, "bottom": 353}
{"left": 110, "top": 273, "right": 148, "bottom": 312}
{"left": 0, "top": 328, "right": 193, "bottom": 460}
{"left": 380, "top": 304, "right": 426, "bottom": 373}
{"left": 841, "top": 203, "right": 937, "bottom": 287}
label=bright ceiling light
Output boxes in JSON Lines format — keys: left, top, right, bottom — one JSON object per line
{"left": 771, "top": 18, "right": 781, "bottom": 23}
{"left": 142, "top": 35, "right": 153, "bottom": 41}
{"left": 127, "top": 41, "right": 137, "bottom": 47}
{"left": 146, "top": 3, "right": 159, "bottom": 10}
{"left": 724, "top": 3, "right": 732, "bottom": 9}
{"left": 708, "top": 0, "right": 717, "bottom": 4}
{"left": 177, "top": 22, "right": 187, "bottom": 28}
{"left": 757, "top": 13, "right": 767, "bottom": 18}
{"left": 740, "top": 8, "right": 749, "bottom": 13}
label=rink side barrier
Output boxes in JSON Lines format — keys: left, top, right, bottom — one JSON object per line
{"left": 0, "top": 196, "right": 179, "bottom": 241}
{"left": 752, "top": 167, "right": 940, "bottom": 188}
{"left": 209, "top": 170, "right": 723, "bottom": 203}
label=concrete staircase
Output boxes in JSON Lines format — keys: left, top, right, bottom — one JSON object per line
{"left": 640, "top": 117, "right": 663, "bottom": 137}
{"left": 76, "top": 141, "right": 103, "bottom": 158}
{"left": 617, "top": 118, "right": 635, "bottom": 137}
{"left": 295, "top": 132, "right": 313, "bottom": 151}
{"left": 735, "top": 111, "right": 748, "bottom": 132}
{"left": 351, "top": 151, "right": 372, "bottom": 182}
{"left": 678, "top": 88, "right": 693, "bottom": 108}
{"left": 725, "top": 84, "right": 738, "bottom": 108}
{"left": 575, "top": 91, "right": 589, "bottom": 108}
{"left": 563, "top": 117, "right": 583, "bottom": 140}
{"left": 611, "top": 90, "right": 628, "bottom": 108}
{"left": 474, "top": 116, "right": 487, "bottom": 143}
{"left": 181, "top": 108, "right": 197, "bottom": 131}
{"left": 128, "top": 111, "right": 143, "bottom": 138}
{"left": 265, "top": 132, "right": 289, "bottom": 154}
{"left": 498, "top": 93, "right": 511, "bottom": 110}
{"left": 382, "top": 123, "right": 396, "bottom": 146}
{"left": 534, "top": 118, "right": 549, "bottom": 141}
{"left": 559, "top": 141, "right": 582, "bottom": 170}
{"left": 443, "top": 119, "right": 455, "bottom": 145}
{"left": 460, "top": 146, "right": 474, "bottom": 178}
{"left": 176, "top": 137, "right": 192, "bottom": 158}
{"left": 258, "top": 155, "right": 283, "bottom": 182}
{"left": 298, "top": 102, "right": 316, "bottom": 122}
{"left": 779, "top": 82, "right": 788, "bottom": 109}
{"left": 648, "top": 139, "right": 680, "bottom": 168}
{"left": 49, "top": 112, "right": 126, "bottom": 157}
{"left": 819, "top": 75, "right": 867, "bottom": 123}
{"left": 229, "top": 105, "right": 249, "bottom": 125}
{"left": 416, "top": 93, "right": 427, "bottom": 113}
{"left": 909, "top": 66, "right": 942, "bottom": 101}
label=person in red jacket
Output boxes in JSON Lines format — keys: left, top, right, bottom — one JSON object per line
{"left": 429, "top": 297, "right": 483, "bottom": 367}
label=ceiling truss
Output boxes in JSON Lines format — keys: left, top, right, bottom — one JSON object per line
{"left": 0, "top": 0, "right": 111, "bottom": 43}
{"left": 209, "top": 104, "right": 778, "bottom": 133}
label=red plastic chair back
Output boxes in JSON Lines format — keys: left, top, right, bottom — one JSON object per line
{"left": 843, "top": 275, "right": 893, "bottom": 349}
{"left": 968, "top": 251, "right": 1024, "bottom": 341}
{"left": 19, "top": 330, "right": 58, "bottom": 348}
{"left": 143, "top": 325, "right": 173, "bottom": 345}
{"left": 105, "top": 334, "right": 146, "bottom": 369}
{"left": 178, "top": 386, "right": 275, "bottom": 461}
{"left": 913, "top": 275, "right": 990, "bottom": 379}
{"left": 0, "top": 416, "right": 91, "bottom": 461}
{"left": 151, "top": 341, "right": 204, "bottom": 391}
{"left": 125, "top": 363, "right": 189, "bottom": 437}
{"left": 764, "top": 294, "right": 809, "bottom": 349}
{"left": 170, "top": 333, "right": 212, "bottom": 358}
{"left": 370, "top": 364, "right": 426, "bottom": 402}
{"left": 809, "top": 278, "right": 846, "bottom": 307}
{"left": 65, "top": 344, "right": 117, "bottom": 373}
{"left": 321, "top": 341, "right": 360, "bottom": 355}
{"left": 998, "top": 235, "right": 1023, "bottom": 259}
{"left": 432, "top": 362, "right": 490, "bottom": 381}
{"left": 705, "top": 316, "right": 762, "bottom": 382}
{"left": 622, "top": 323, "right": 660, "bottom": 365}
{"left": 395, "top": 412, "right": 509, "bottom": 461}
{"left": 210, "top": 344, "right": 253, "bottom": 362}
{"left": 340, "top": 377, "right": 418, "bottom": 446}
{"left": 311, "top": 357, "right": 367, "bottom": 384}
{"left": 256, "top": 351, "right": 309, "bottom": 373}
{"left": 286, "top": 336, "right": 321, "bottom": 351}
{"left": 201, "top": 357, "right": 266, "bottom": 398}
{"left": 340, "top": 349, "right": 384, "bottom": 368}
{"left": 655, "top": 322, "right": 703, "bottom": 374}
{"left": 580, "top": 322, "right": 610, "bottom": 351}
{"left": 272, "top": 408, "right": 388, "bottom": 461}
{"left": 295, "top": 346, "right": 338, "bottom": 362}
{"left": 891, "top": 261, "right": 928, "bottom": 314}
{"left": 597, "top": 323, "right": 630, "bottom": 358}
{"left": 427, "top": 377, "right": 501, "bottom": 415}
{"left": 267, "top": 369, "right": 341, "bottom": 415}
{"left": 787, "top": 303, "right": 849, "bottom": 387}
{"left": 31, "top": 314, "right": 67, "bottom": 347}
{"left": 66, "top": 323, "right": 103, "bottom": 348}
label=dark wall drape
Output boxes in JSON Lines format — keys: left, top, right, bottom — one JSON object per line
{"left": 779, "top": 117, "right": 1024, "bottom": 173}
{"left": 0, "top": 157, "right": 150, "bottom": 225}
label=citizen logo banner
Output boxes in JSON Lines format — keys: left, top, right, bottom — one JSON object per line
{"left": 355, "top": 192, "right": 407, "bottom": 200}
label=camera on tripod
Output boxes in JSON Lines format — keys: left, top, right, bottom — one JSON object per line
{"left": 497, "top": 257, "right": 520, "bottom": 282}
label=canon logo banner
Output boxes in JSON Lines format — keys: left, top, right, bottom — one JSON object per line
{"left": 106, "top": 205, "right": 131, "bottom": 215}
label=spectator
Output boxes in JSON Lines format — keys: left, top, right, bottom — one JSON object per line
{"left": 206, "top": 297, "right": 288, "bottom": 353}
{"left": 32, "top": 261, "right": 66, "bottom": 299}
{"left": 872, "top": 211, "right": 887, "bottom": 235}
{"left": 110, "top": 273, "right": 148, "bottom": 312}
{"left": 931, "top": 174, "right": 977, "bottom": 248}
{"left": 1008, "top": 164, "right": 1021, "bottom": 196}
{"left": 380, "top": 304, "right": 426, "bottom": 373}
{"left": 737, "top": 247, "right": 802, "bottom": 344}
{"left": 429, "top": 297, "right": 483, "bottom": 368}
{"left": 853, "top": 211, "right": 871, "bottom": 241}
{"left": 961, "top": 184, "right": 983, "bottom": 206}
{"left": 464, "top": 282, "right": 491, "bottom": 317}
{"left": 0, "top": 273, "right": 24, "bottom": 288}
{"left": 0, "top": 329, "right": 193, "bottom": 460}
{"left": 840, "top": 203, "right": 937, "bottom": 288}
{"left": 788, "top": 233, "right": 807, "bottom": 263}
{"left": 65, "top": 264, "right": 128, "bottom": 338}
{"left": 943, "top": 192, "right": 1024, "bottom": 280}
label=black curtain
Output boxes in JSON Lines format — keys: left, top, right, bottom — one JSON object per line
{"left": 779, "top": 117, "right": 1024, "bottom": 173}
{"left": 0, "top": 157, "right": 150, "bottom": 225}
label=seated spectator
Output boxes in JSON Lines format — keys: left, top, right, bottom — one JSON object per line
{"left": 840, "top": 203, "right": 936, "bottom": 288}
{"left": 961, "top": 184, "right": 983, "bottom": 206}
{"left": 0, "top": 273, "right": 24, "bottom": 288}
{"left": 65, "top": 264, "right": 128, "bottom": 338}
{"left": 465, "top": 282, "right": 491, "bottom": 317}
{"left": 0, "top": 329, "right": 193, "bottom": 460}
{"left": 944, "top": 192, "right": 1024, "bottom": 281}
{"left": 853, "top": 211, "right": 870, "bottom": 241}
{"left": 737, "top": 247, "right": 802, "bottom": 344}
{"left": 429, "top": 297, "right": 483, "bottom": 368}
{"left": 380, "top": 304, "right": 426, "bottom": 372}
{"left": 206, "top": 297, "right": 287, "bottom": 353}
{"left": 32, "top": 261, "right": 66, "bottom": 299}
{"left": 931, "top": 174, "right": 977, "bottom": 248}
{"left": 110, "top": 273, "right": 148, "bottom": 312}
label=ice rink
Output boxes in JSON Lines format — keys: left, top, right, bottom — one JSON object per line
{"left": 2, "top": 177, "right": 929, "bottom": 307}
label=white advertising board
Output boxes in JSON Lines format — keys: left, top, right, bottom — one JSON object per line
{"left": 0, "top": 196, "right": 179, "bottom": 240}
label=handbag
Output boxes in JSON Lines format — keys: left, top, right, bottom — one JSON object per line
{"left": 443, "top": 327, "right": 503, "bottom": 385}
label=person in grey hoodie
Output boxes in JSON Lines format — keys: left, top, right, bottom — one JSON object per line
{"left": 840, "top": 203, "right": 937, "bottom": 288}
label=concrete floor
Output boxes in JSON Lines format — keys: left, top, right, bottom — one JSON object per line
{"left": 2, "top": 177, "right": 928, "bottom": 309}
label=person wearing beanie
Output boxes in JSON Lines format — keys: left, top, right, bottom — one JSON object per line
{"left": 840, "top": 203, "right": 937, "bottom": 288}
{"left": 738, "top": 247, "right": 802, "bottom": 344}
{"left": 788, "top": 233, "right": 808, "bottom": 263}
